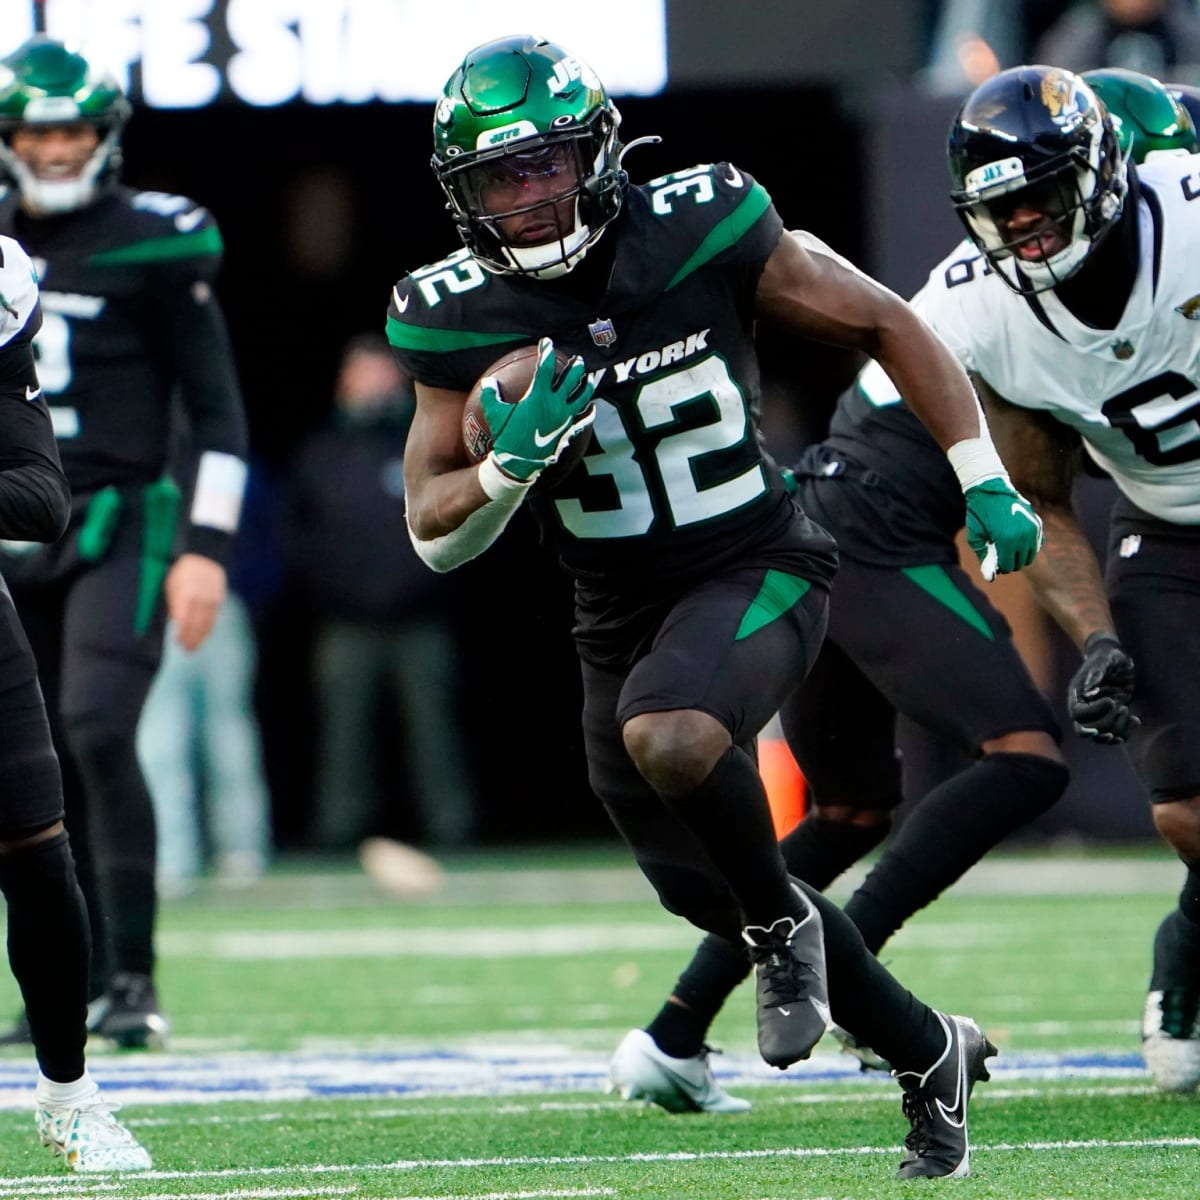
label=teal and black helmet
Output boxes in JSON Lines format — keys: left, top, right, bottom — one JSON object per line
{"left": 0, "top": 35, "right": 131, "bottom": 214}
{"left": 432, "top": 35, "right": 625, "bottom": 278}
{"left": 1083, "top": 68, "right": 1197, "bottom": 163}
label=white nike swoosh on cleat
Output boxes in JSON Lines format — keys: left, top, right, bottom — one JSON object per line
{"left": 934, "top": 1051, "right": 968, "bottom": 1128}
{"left": 533, "top": 416, "right": 575, "bottom": 448}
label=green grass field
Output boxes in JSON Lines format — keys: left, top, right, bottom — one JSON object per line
{"left": 0, "top": 844, "right": 1198, "bottom": 1199}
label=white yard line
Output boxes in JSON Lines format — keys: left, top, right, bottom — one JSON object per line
{"left": 0, "top": 1137, "right": 1197, "bottom": 1191}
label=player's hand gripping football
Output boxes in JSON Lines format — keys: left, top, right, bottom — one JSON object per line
{"left": 963, "top": 478, "right": 1043, "bottom": 581}
{"left": 1067, "top": 632, "right": 1139, "bottom": 744}
{"left": 482, "top": 337, "right": 596, "bottom": 482}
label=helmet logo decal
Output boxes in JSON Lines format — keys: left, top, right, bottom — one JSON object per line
{"left": 964, "top": 156, "right": 1025, "bottom": 194}
{"left": 477, "top": 120, "right": 538, "bottom": 149}
{"left": 548, "top": 56, "right": 599, "bottom": 95}
{"left": 435, "top": 96, "right": 455, "bottom": 126}
{"left": 1041, "top": 71, "right": 1084, "bottom": 130}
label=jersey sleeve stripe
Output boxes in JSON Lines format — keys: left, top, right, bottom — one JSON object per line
{"left": 385, "top": 316, "right": 528, "bottom": 354}
{"left": 665, "top": 180, "right": 773, "bottom": 291}
{"left": 86, "top": 226, "right": 224, "bottom": 266}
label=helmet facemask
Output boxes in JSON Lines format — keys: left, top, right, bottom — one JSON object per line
{"left": 0, "top": 37, "right": 131, "bottom": 216}
{"left": 436, "top": 106, "right": 622, "bottom": 279}
{"left": 0, "top": 118, "right": 124, "bottom": 215}
{"left": 949, "top": 67, "right": 1128, "bottom": 294}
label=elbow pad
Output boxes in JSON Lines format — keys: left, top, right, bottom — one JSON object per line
{"left": 407, "top": 456, "right": 532, "bottom": 573}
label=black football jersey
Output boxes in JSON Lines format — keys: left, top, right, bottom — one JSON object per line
{"left": 795, "top": 377, "right": 965, "bottom": 567}
{"left": 0, "top": 185, "right": 246, "bottom": 551}
{"left": 388, "top": 163, "right": 835, "bottom": 584}
{"left": 0, "top": 235, "right": 69, "bottom": 542}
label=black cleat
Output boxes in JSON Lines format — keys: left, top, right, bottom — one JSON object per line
{"left": 92, "top": 973, "right": 169, "bottom": 1050}
{"left": 742, "top": 886, "right": 831, "bottom": 1069}
{"left": 893, "top": 1012, "right": 996, "bottom": 1179}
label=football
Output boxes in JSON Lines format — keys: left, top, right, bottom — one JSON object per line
{"left": 462, "top": 344, "right": 594, "bottom": 491}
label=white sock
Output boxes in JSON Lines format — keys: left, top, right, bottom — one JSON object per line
{"left": 35, "top": 1070, "right": 98, "bottom": 1108}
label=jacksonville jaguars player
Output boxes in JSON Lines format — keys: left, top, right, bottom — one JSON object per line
{"left": 0, "top": 235, "right": 150, "bottom": 1170}
{"left": 389, "top": 35, "right": 1042, "bottom": 1178}
{"left": 610, "top": 67, "right": 1192, "bottom": 1113}
{"left": 0, "top": 37, "right": 249, "bottom": 1049}
{"left": 918, "top": 63, "right": 1200, "bottom": 1096}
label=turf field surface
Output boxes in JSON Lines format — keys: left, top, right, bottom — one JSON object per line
{"left": 0, "top": 846, "right": 1194, "bottom": 1199}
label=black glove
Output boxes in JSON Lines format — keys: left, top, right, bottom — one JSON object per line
{"left": 1067, "top": 632, "right": 1139, "bottom": 744}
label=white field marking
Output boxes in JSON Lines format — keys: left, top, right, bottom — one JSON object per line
{"left": 0, "top": 1044, "right": 1149, "bottom": 1111}
{"left": 119, "top": 1080, "right": 1161, "bottom": 1130}
{"left": 156, "top": 924, "right": 699, "bottom": 960}
{"left": 3, "top": 1137, "right": 1200, "bottom": 1189}
{"left": 389, "top": 1193, "right": 614, "bottom": 1200}
{"left": 110, "top": 1191, "right": 354, "bottom": 1200}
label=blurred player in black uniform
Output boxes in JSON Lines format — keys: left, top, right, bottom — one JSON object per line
{"left": 0, "top": 233, "right": 150, "bottom": 1170}
{"left": 388, "top": 35, "right": 1045, "bottom": 1179}
{"left": 0, "top": 37, "right": 248, "bottom": 1048}
{"left": 610, "top": 67, "right": 1197, "bottom": 1113}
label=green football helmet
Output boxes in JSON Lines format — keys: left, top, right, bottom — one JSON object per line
{"left": 0, "top": 36, "right": 131, "bottom": 214}
{"left": 1083, "top": 68, "right": 1197, "bottom": 164}
{"left": 431, "top": 35, "right": 625, "bottom": 279}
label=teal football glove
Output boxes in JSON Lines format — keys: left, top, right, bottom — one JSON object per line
{"left": 481, "top": 338, "right": 596, "bottom": 483}
{"left": 963, "top": 477, "right": 1043, "bottom": 581}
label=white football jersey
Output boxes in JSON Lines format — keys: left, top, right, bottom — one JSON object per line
{"left": 0, "top": 235, "right": 38, "bottom": 350}
{"left": 909, "top": 154, "right": 1200, "bottom": 524}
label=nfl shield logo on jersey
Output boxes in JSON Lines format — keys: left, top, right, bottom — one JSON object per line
{"left": 588, "top": 317, "right": 617, "bottom": 347}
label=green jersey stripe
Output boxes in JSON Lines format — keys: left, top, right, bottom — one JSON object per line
{"left": 386, "top": 315, "right": 527, "bottom": 354}
{"left": 665, "top": 180, "right": 773, "bottom": 292}
{"left": 87, "top": 226, "right": 224, "bottom": 265}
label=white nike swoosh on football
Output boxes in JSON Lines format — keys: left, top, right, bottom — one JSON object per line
{"left": 532, "top": 416, "right": 575, "bottom": 448}
{"left": 174, "top": 209, "right": 206, "bottom": 232}
{"left": 24, "top": 385, "right": 41, "bottom": 402}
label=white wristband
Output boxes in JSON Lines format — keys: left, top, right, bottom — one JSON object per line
{"left": 946, "top": 436, "right": 1010, "bottom": 493}
{"left": 478, "top": 453, "right": 536, "bottom": 501}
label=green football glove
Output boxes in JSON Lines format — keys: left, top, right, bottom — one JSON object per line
{"left": 482, "top": 338, "right": 596, "bottom": 483}
{"left": 963, "top": 477, "right": 1043, "bottom": 581}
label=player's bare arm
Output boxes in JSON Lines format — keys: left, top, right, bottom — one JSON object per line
{"left": 977, "top": 376, "right": 1116, "bottom": 648}
{"left": 403, "top": 382, "right": 490, "bottom": 541}
{"left": 755, "top": 231, "right": 982, "bottom": 448}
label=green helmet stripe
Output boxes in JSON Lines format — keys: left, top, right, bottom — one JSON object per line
{"left": 665, "top": 180, "right": 772, "bottom": 291}
{"left": 87, "top": 226, "right": 223, "bottom": 266}
{"left": 385, "top": 316, "right": 527, "bottom": 354}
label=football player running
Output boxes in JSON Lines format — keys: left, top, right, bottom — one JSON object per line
{"left": 0, "top": 38, "right": 249, "bottom": 1049}
{"left": 610, "top": 67, "right": 1192, "bottom": 1112}
{"left": 925, "top": 64, "right": 1200, "bottom": 1096}
{"left": 0, "top": 236, "right": 150, "bottom": 1170}
{"left": 390, "top": 35, "right": 1041, "bottom": 1178}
